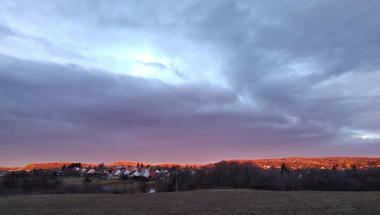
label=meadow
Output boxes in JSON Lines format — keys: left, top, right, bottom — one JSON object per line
{"left": 0, "top": 189, "right": 379, "bottom": 214}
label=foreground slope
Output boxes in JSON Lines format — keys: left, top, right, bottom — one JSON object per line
{"left": 0, "top": 189, "right": 379, "bottom": 215}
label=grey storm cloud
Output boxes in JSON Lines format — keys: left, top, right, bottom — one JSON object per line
{"left": 0, "top": 0, "right": 379, "bottom": 166}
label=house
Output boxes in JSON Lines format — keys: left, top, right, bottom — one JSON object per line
{"left": 148, "top": 166, "right": 158, "bottom": 171}
{"left": 128, "top": 170, "right": 140, "bottom": 178}
{"left": 110, "top": 169, "right": 122, "bottom": 179}
{"left": 110, "top": 169, "right": 121, "bottom": 176}
{"left": 139, "top": 169, "right": 150, "bottom": 178}
{"left": 149, "top": 170, "right": 160, "bottom": 179}
{"left": 123, "top": 169, "right": 130, "bottom": 176}
{"left": 158, "top": 171, "right": 170, "bottom": 181}
{"left": 129, "top": 167, "right": 138, "bottom": 171}
{"left": 105, "top": 173, "right": 112, "bottom": 180}
{"left": 87, "top": 169, "right": 96, "bottom": 174}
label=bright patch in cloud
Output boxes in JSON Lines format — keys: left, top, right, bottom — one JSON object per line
{"left": 359, "top": 134, "right": 380, "bottom": 140}
{"left": 353, "top": 131, "right": 380, "bottom": 140}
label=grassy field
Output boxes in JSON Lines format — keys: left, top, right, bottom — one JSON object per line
{"left": 61, "top": 177, "right": 161, "bottom": 193}
{"left": 61, "top": 177, "right": 142, "bottom": 189}
{"left": 0, "top": 189, "right": 379, "bottom": 214}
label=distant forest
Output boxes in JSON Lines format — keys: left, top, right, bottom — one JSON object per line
{"left": 170, "top": 161, "right": 380, "bottom": 192}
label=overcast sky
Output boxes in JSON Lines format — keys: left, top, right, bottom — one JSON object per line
{"left": 1, "top": 1, "right": 380, "bottom": 167}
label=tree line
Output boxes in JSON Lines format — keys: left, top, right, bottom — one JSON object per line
{"left": 0, "top": 169, "right": 104, "bottom": 195}
{"left": 170, "top": 161, "right": 380, "bottom": 191}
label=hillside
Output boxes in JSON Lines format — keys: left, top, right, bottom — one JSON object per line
{"left": 22, "top": 162, "right": 95, "bottom": 171}
{"left": 224, "top": 157, "right": 380, "bottom": 169}
{"left": 1, "top": 190, "right": 379, "bottom": 214}
{"left": 1, "top": 157, "right": 379, "bottom": 171}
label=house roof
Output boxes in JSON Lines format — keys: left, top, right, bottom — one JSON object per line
{"left": 159, "top": 172, "right": 169, "bottom": 177}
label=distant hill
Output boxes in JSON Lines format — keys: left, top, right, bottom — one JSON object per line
{"left": 22, "top": 162, "right": 95, "bottom": 171}
{"left": 0, "top": 166, "right": 23, "bottom": 171}
{"left": 1, "top": 157, "right": 379, "bottom": 171}
{"left": 108, "top": 161, "right": 138, "bottom": 167}
{"left": 222, "top": 157, "right": 380, "bottom": 169}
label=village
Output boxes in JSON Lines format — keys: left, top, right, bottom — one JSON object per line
{"left": 0, "top": 162, "right": 196, "bottom": 189}
{"left": 1, "top": 157, "right": 379, "bottom": 181}
{"left": 61, "top": 164, "right": 195, "bottom": 181}
{"left": 1, "top": 158, "right": 380, "bottom": 195}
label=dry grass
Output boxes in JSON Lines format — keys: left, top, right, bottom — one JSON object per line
{"left": 0, "top": 189, "right": 379, "bottom": 215}
{"left": 61, "top": 177, "right": 149, "bottom": 191}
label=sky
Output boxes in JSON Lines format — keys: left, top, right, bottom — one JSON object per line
{"left": 1, "top": 1, "right": 380, "bottom": 167}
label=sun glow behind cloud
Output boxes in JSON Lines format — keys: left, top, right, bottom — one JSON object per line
{"left": 131, "top": 52, "right": 174, "bottom": 81}
{"left": 357, "top": 132, "right": 380, "bottom": 140}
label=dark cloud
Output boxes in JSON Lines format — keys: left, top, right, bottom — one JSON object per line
{"left": 0, "top": 54, "right": 251, "bottom": 164}
{"left": 178, "top": 1, "right": 380, "bottom": 133}
{"left": 1, "top": 53, "right": 359, "bottom": 165}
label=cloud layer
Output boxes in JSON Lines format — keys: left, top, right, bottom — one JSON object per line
{"left": 1, "top": 1, "right": 380, "bottom": 166}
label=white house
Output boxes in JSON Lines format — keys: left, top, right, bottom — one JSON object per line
{"left": 139, "top": 169, "right": 150, "bottom": 178}
{"left": 128, "top": 170, "right": 140, "bottom": 178}
{"left": 123, "top": 169, "right": 130, "bottom": 176}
